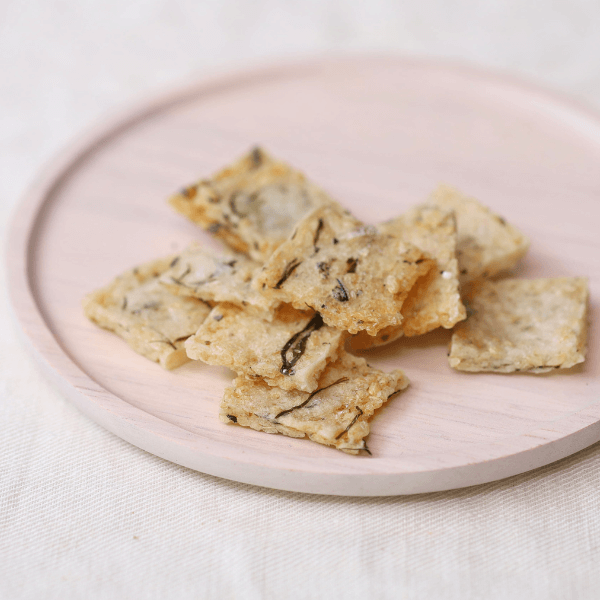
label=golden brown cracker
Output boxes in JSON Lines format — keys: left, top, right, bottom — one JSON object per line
{"left": 429, "top": 185, "right": 529, "bottom": 284}
{"left": 351, "top": 205, "right": 465, "bottom": 349}
{"left": 220, "top": 352, "right": 409, "bottom": 454}
{"left": 185, "top": 303, "right": 346, "bottom": 392}
{"left": 169, "top": 147, "right": 336, "bottom": 261}
{"left": 253, "top": 204, "right": 435, "bottom": 336}
{"left": 83, "top": 257, "right": 211, "bottom": 369}
{"left": 158, "top": 244, "right": 276, "bottom": 316}
{"left": 449, "top": 277, "right": 588, "bottom": 373}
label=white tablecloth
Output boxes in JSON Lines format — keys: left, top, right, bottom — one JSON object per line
{"left": 2, "top": 2, "right": 600, "bottom": 598}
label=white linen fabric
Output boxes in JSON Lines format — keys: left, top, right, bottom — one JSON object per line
{"left": 2, "top": 1, "right": 600, "bottom": 598}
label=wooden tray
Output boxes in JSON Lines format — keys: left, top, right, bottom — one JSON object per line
{"left": 7, "top": 57, "right": 600, "bottom": 496}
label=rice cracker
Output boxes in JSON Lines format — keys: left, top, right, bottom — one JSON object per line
{"left": 185, "top": 303, "right": 346, "bottom": 392}
{"left": 429, "top": 185, "right": 529, "bottom": 285}
{"left": 169, "top": 147, "right": 336, "bottom": 261}
{"left": 220, "top": 352, "right": 409, "bottom": 454}
{"left": 449, "top": 277, "right": 588, "bottom": 373}
{"left": 351, "top": 205, "right": 466, "bottom": 349}
{"left": 83, "top": 257, "right": 212, "bottom": 369}
{"left": 158, "top": 244, "right": 276, "bottom": 317}
{"left": 253, "top": 203, "right": 435, "bottom": 335}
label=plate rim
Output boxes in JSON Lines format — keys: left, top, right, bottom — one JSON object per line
{"left": 7, "top": 54, "right": 600, "bottom": 496}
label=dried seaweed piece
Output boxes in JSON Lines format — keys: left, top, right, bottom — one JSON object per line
{"left": 219, "top": 353, "right": 409, "bottom": 454}
{"left": 280, "top": 313, "right": 324, "bottom": 375}
{"left": 253, "top": 203, "right": 435, "bottom": 335}
{"left": 316, "top": 260, "right": 333, "bottom": 279}
{"left": 168, "top": 147, "right": 337, "bottom": 261}
{"left": 275, "top": 377, "right": 348, "bottom": 419}
{"left": 331, "top": 278, "right": 350, "bottom": 302}
{"left": 185, "top": 303, "right": 346, "bottom": 392}
{"left": 345, "top": 257, "right": 358, "bottom": 274}
{"left": 449, "top": 277, "right": 588, "bottom": 373}
{"left": 313, "top": 217, "right": 324, "bottom": 251}
{"left": 335, "top": 407, "right": 363, "bottom": 440}
{"left": 83, "top": 256, "right": 211, "bottom": 369}
{"left": 274, "top": 258, "right": 302, "bottom": 289}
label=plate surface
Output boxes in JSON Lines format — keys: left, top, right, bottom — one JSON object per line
{"left": 8, "top": 57, "right": 600, "bottom": 495}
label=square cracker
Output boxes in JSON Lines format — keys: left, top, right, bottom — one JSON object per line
{"left": 169, "top": 147, "right": 336, "bottom": 261}
{"left": 83, "top": 257, "right": 212, "bottom": 370}
{"left": 220, "top": 352, "right": 409, "bottom": 454}
{"left": 185, "top": 303, "right": 346, "bottom": 392}
{"left": 429, "top": 185, "right": 530, "bottom": 285}
{"left": 158, "top": 244, "right": 276, "bottom": 317}
{"left": 253, "top": 203, "right": 435, "bottom": 336}
{"left": 449, "top": 277, "right": 588, "bottom": 373}
{"left": 351, "top": 205, "right": 466, "bottom": 349}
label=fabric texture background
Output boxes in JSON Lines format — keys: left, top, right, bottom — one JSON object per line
{"left": 1, "top": 1, "right": 600, "bottom": 598}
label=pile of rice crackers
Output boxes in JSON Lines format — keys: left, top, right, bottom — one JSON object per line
{"left": 83, "top": 147, "right": 589, "bottom": 455}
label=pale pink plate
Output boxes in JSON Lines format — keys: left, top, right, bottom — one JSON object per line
{"left": 7, "top": 57, "right": 600, "bottom": 495}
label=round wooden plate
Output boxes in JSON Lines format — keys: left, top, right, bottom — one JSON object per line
{"left": 7, "top": 57, "right": 600, "bottom": 496}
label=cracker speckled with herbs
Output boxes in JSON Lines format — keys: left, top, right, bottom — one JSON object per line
{"left": 158, "top": 244, "right": 276, "bottom": 317}
{"left": 169, "top": 147, "right": 336, "bottom": 261}
{"left": 429, "top": 185, "right": 530, "bottom": 285}
{"left": 252, "top": 203, "right": 435, "bottom": 336}
{"left": 83, "top": 257, "right": 212, "bottom": 370}
{"left": 220, "top": 352, "right": 409, "bottom": 454}
{"left": 185, "top": 303, "right": 346, "bottom": 392}
{"left": 449, "top": 277, "right": 588, "bottom": 373}
{"left": 351, "top": 205, "right": 466, "bottom": 349}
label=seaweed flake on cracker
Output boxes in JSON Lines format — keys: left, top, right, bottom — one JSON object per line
{"left": 83, "top": 256, "right": 212, "bottom": 370}
{"left": 351, "top": 204, "right": 466, "bottom": 349}
{"left": 253, "top": 203, "right": 435, "bottom": 336}
{"left": 158, "top": 243, "right": 276, "bottom": 317}
{"left": 220, "top": 352, "right": 409, "bottom": 454}
{"left": 430, "top": 185, "right": 530, "bottom": 285}
{"left": 185, "top": 303, "right": 346, "bottom": 392}
{"left": 449, "top": 277, "right": 588, "bottom": 373}
{"left": 169, "top": 147, "right": 336, "bottom": 261}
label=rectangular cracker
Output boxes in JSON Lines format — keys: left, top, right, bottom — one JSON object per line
{"left": 158, "top": 244, "right": 276, "bottom": 317}
{"left": 220, "top": 352, "right": 409, "bottom": 454}
{"left": 429, "top": 185, "right": 530, "bottom": 285}
{"left": 253, "top": 203, "right": 435, "bottom": 336}
{"left": 185, "top": 303, "right": 346, "bottom": 392}
{"left": 169, "top": 147, "right": 336, "bottom": 261}
{"left": 449, "top": 277, "right": 588, "bottom": 373}
{"left": 83, "top": 257, "right": 212, "bottom": 369}
{"left": 351, "top": 205, "right": 466, "bottom": 349}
